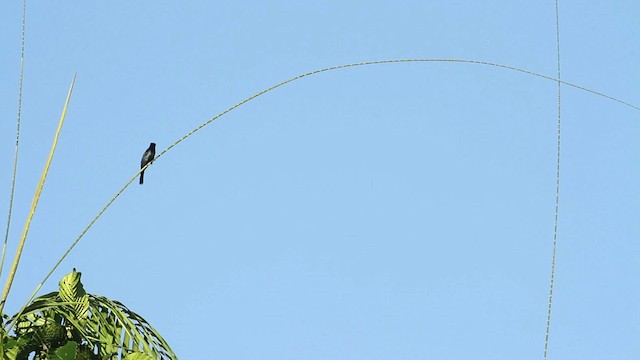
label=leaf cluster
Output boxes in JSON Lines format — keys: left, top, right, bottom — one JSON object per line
{"left": 2, "top": 270, "right": 175, "bottom": 360}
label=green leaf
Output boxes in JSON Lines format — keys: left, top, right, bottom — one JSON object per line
{"left": 58, "top": 270, "right": 90, "bottom": 321}
{"left": 2, "top": 337, "right": 27, "bottom": 360}
{"left": 50, "top": 341, "right": 77, "bottom": 360}
{"left": 122, "top": 352, "right": 155, "bottom": 360}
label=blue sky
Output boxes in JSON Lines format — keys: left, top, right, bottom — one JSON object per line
{"left": 0, "top": 1, "right": 638, "bottom": 359}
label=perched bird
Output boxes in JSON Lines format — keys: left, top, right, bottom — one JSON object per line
{"left": 140, "top": 142, "right": 156, "bottom": 185}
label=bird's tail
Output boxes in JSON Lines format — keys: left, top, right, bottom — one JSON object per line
{"left": 139, "top": 171, "right": 145, "bottom": 185}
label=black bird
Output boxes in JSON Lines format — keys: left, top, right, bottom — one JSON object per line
{"left": 140, "top": 142, "right": 156, "bottom": 185}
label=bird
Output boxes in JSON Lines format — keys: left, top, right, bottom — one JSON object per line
{"left": 140, "top": 142, "right": 156, "bottom": 185}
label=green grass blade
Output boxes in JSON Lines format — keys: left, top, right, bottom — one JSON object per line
{"left": 0, "top": 74, "right": 76, "bottom": 317}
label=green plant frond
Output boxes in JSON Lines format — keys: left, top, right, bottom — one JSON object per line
{"left": 9, "top": 271, "right": 176, "bottom": 359}
{"left": 2, "top": 338, "right": 25, "bottom": 360}
{"left": 58, "top": 270, "right": 86, "bottom": 301}
{"left": 3, "top": 345, "right": 20, "bottom": 360}
{"left": 58, "top": 270, "right": 90, "bottom": 320}
{"left": 12, "top": 293, "right": 71, "bottom": 335}
{"left": 18, "top": 292, "right": 60, "bottom": 315}
{"left": 87, "top": 295, "right": 175, "bottom": 359}
{"left": 122, "top": 352, "right": 155, "bottom": 360}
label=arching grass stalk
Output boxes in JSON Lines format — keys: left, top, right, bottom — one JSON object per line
{"left": 7, "top": 58, "right": 639, "bottom": 333}
{"left": 543, "top": 2, "right": 564, "bottom": 359}
{"left": 0, "top": 74, "right": 76, "bottom": 318}
{"left": 1, "top": 0, "right": 28, "bottom": 283}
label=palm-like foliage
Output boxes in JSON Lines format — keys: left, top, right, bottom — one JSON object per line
{"left": 4, "top": 270, "right": 175, "bottom": 359}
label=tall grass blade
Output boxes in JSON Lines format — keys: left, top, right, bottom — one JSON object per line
{"left": 0, "top": 74, "right": 76, "bottom": 317}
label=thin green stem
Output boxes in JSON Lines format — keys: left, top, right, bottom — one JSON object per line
{"left": 1, "top": 0, "right": 27, "bottom": 285}
{"left": 543, "top": 2, "right": 563, "bottom": 359}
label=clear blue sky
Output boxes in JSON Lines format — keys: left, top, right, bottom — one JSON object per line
{"left": 0, "top": 1, "right": 638, "bottom": 359}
